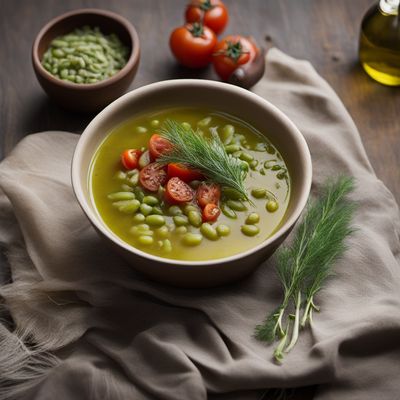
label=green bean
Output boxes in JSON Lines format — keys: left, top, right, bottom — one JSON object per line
{"left": 175, "top": 226, "right": 188, "bottom": 234}
{"left": 161, "top": 239, "right": 172, "bottom": 252}
{"left": 150, "top": 119, "right": 160, "bottom": 128}
{"left": 181, "top": 122, "right": 191, "bottom": 130}
{"left": 138, "top": 150, "right": 150, "bottom": 169}
{"left": 224, "top": 144, "right": 240, "bottom": 154}
{"left": 183, "top": 204, "right": 199, "bottom": 215}
{"left": 145, "top": 215, "right": 166, "bottom": 227}
{"left": 251, "top": 188, "right": 267, "bottom": 199}
{"left": 226, "top": 200, "right": 247, "bottom": 212}
{"left": 143, "top": 195, "right": 158, "bottom": 206}
{"left": 140, "top": 203, "right": 153, "bottom": 216}
{"left": 137, "top": 235, "right": 154, "bottom": 245}
{"left": 173, "top": 215, "right": 189, "bottom": 226}
{"left": 266, "top": 200, "right": 279, "bottom": 212}
{"left": 200, "top": 223, "right": 219, "bottom": 241}
{"left": 136, "top": 126, "right": 147, "bottom": 134}
{"left": 239, "top": 152, "right": 254, "bottom": 162}
{"left": 216, "top": 224, "right": 231, "bottom": 236}
{"left": 222, "top": 187, "right": 242, "bottom": 200}
{"left": 133, "top": 213, "right": 145, "bottom": 223}
{"left": 246, "top": 213, "right": 260, "bottom": 224}
{"left": 241, "top": 224, "right": 260, "bottom": 237}
{"left": 182, "top": 233, "right": 203, "bottom": 246}
{"left": 221, "top": 124, "right": 235, "bottom": 144}
{"left": 107, "top": 192, "right": 135, "bottom": 201}
{"left": 198, "top": 116, "right": 212, "bottom": 127}
{"left": 188, "top": 210, "right": 202, "bottom": 227}
{"left": 168, "top": 205, "right": 183, "bottom": 216}
{"left": 221, "top": 203, "right": 237, "bottom": 219}
{"left": 156, "top": 226, "right": 170, "bottom": 239}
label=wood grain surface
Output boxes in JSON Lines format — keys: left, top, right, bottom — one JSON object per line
{"left": 0, "top": 1, "right": 399, "bottom": 399}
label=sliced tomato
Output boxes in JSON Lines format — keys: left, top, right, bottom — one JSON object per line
{"left": 196, "top": 182, "right": 221, "bottom": 208}
{"left": 139, "top": 162, "right": 168, "bottom": 192}
{"left": 165, "top": 177, "right": 194, "bottom": 204}
{"left": 149, "top": 134, "right": 174, "bottom": 160}
{"left": 167, "top": 163, "right": 204, "bottom": 183}
{"left": 202, "top": 203, "right": 221, "bottom": 222}
{"left": 121, "top": 149, "right": 143, "bottom": 170}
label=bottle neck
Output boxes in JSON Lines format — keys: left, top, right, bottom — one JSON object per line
{"left": 379, "top": 0, "right": 399, "bottom": 15}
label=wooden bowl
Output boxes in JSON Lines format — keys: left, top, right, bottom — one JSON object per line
{"left": 32, "top": 9, "right": 140, "bottom": 112}
{"left": 71, "top": 80, "right": 312, "bottom": 288}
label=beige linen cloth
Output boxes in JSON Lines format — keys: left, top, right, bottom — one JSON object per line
{"left": 1, "top": 49, "right": 400, "bottom": 400}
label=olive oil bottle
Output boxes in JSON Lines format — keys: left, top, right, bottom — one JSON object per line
{"left": 359, "top": 0, "right": 400, "bottom": 86}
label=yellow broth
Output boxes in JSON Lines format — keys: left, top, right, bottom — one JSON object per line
{"left": 90, "top": 108, "right": 290, "bottom": 261}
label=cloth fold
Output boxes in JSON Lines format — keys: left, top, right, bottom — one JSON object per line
{"left": 1, "top": 49, "right": 400, "bottom": 400}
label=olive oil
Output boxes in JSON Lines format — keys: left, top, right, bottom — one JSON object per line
{"left": 359, "top": 0, "right": 400, "bottom": 86}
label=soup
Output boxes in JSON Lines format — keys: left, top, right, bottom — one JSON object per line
{"left": 90, "top": 108, "right": 290, "bottom": 261}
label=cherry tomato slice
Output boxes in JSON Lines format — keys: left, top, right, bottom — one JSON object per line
{"left": 139, "top": 163, "right": 168, "bottom": 192}
{"left": 165, "top": 177, "right": 195, "bottom": 204}
{"left": 185, "top": 0, "right": 229, "bottom": 35}
{"left": 121, "top": 149, "right": 143, "bottom": 170}
{"left": 196, "top": 182, "right": 221, "bottom": 208}
{"left": 202, "top": 203, "right": 221, "bottom": 222}
{"left": 167, "top": 163, "right": 204, "bottom": 183}
{"left": 149, "top": 134, "right": 174, "bottom": 161}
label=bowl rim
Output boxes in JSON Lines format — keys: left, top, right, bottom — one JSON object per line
{"left": 32, "top": 8, "right": 140, "bottom": 90}
{"left": 72, "top": 79, "right": 312, "bottom": 267}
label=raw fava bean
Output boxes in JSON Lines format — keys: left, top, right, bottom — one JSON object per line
{"left": 182, "top": 233, "right": 203, "bottom": 246}
{"left": 221, "top": 124, "right": 234, "bottom": 144}
{"left": 136, "top": 126, "right": 147, "bottom": 134}
{"left": 175, "top": 226, "right": 188, "bottom": 234}
{"left": 198, "top": 116, "right": 212, "bottom": 127}
{"left": 224, "top": 144, "right": 240, "bottom": 154}
{"left": 156, "top": 226, "right": 170, "bottom": 239}
{"left": 143, "top": 195, "right": 159, "bottom": 206}
{"left": 145, "top": 215, "right": 166, "bottom": 227}
{"left": 151, "top": 206, "right": 163, "bottom": 215}
{"left": 138, "top": 150, "right": 151, "bottom": 169}
{"left": 181, "top": 122, "right": 191, "bottom": 130}
{"left": 221, "top": 203, "right": 237, "bottom": 219}
{"left": 266, "top": 200, "right": 279, "bottom": 213}
{"left": 188, "top": 210, "right": 202, "bottom": 227}
{"left": 140, "top": 203, "right": 153, "bottom": 216}
{"left": 239, "top": 152, "right": 254, "bottom": 162}
{"left": 183, "top": 204, "right": 199, "bottom": 215}
{"left": 137, "top": 235, "right": 154, "bottom": 245}
{"left": 161, "top": 239, "right": 172, "bottom": 252}
{"left": 173, "top": 215, "right": 189, "bottom": 226}
{"left": 168, "top": 205, "right": 183, "bottom": 216}
{"left": 241, "top": 224, "right": 260, "bottom": 237}
{"left": 246, "top": 213, "right": 260, "bottom": 224}
{"left": 150, "top": 119, "right": 160, "bottom": 128}
{"left": 107, "top": 192, "right": 135, "bottom": 201}
{"left": 133, "top": 213, "right": 146, "bottom": 223}
{"left": 200, "top": 223, "right": 219, "bottom": 241}
{"left": 226, "top": 200, "right": 247, "bottom": 212}
{"left": 251, "top": 188, "right": 267, "bottom": 199}
{"left": 216, "top": 224, "right": 231, "bottom": 237}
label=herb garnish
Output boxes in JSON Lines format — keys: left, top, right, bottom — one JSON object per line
{"left": 158, "top": 120, "right": 249, "bottom": 201}
{"left": 255, "top": 176, "right": 356, "bottom": 362}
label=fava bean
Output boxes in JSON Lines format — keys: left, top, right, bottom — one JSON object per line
{"left": 173, "top": 215, "right": 189, "bottom": 226}
{"left": 145, "top": 215, "right": 166, "bottom": 227}
{"left": 137, "top": 235, "right": 153, "bottom": 245}
{"left": 200, "top": 223, "right": 218, "bottom": 241}
{"left": 188, "top": 210, "right": 202, "bottom": 227}
{"left": 246, "top": 213, "right": 260, "bottom": 224}
{"left": 198, "top": 116, "right": 212, "bottom": 127}
{"left": 143, "top": 195, "right": 159, "bottom": 206}
{"left": 266, "top": 200, "right": 279, "bottom": 212}
{"left": 181, "top": 122, "right": 191, "bottom": 130}
{"left": 136, "top": 126, "right": 147, "bottom": 134}
{"left": 221, "top": 124, "right": 234, "bottom": 144}
{"left": 134, "top": 187, "right": 145, "bottom": 201}
{"left": 138, "top": 150, "right": 150, "bottom": 169}
{"left": 114, "top": 170, "right": 127, "bottom": 180}
{"left": 241, "top": 224, "right": 260, "bottom": 236}
{"left": 168, "top": 205, "right": 183, "bottom": 216}
{"left": 151, "top": 206, "right": 163, "bottom": 215}
{"left": 129, "top": 225, "right": 153, "bottom": 237}
{"left": 118, "top": 199, "right": 140, "bottom": 214}
{"left": 133, "top": 213, "right": 145, "bottom": 223}
{"left": 225, "top": 144, "right": 240, "bottom": 154}
{"left": 126, "top": 169, "right": 139, "bottom": 177}
{"left": 107, "top": 192, "right": 135, "bottom": 201}
{"left": 249, "top": 160, "right": 259, "bottom": 170}
{"left": 251, "top": 188, "right": 267, "bottom": 199}
{"left": 140, "top": 203, "right": 153, "bottom": 216}
{"left": 129, "top": 173, "right": 139, "bottom": 186}
{"left": 239, "top": 152, "right": 254, "bottom": 162}
{"left": 156, "top": 226, "right": 170, "bottom": 238}
{"left": 161, "top": 239, "right": 172, "bottom": 252}
{"left": 226, "top": 200, "right": 247, "bottom": 212}
{"left": 182, "top": 233, "right": 203, "bottom": 246}
{"left": 175, "top": 226, "right": 188, "bottom": 234}
{"left": 216, "top": 224, "right": 231, "bottom": 237}
{"left": 184, "top": 204, "right": 199, "bottom": 215}
{"left": 121, "top": 184, "right": 134, "bottom": 192}
{"left": 150, "top": 119, "right": 160, "bottom": 128}
{"left": 221, "top": 203, "right": 237, "bottom": 219}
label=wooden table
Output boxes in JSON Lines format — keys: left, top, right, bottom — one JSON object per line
{"left": 1, "top": 1, "right": 399, "bottom": 399}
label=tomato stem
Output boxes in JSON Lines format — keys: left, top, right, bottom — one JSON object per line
{"left": 188, "top": 22, "right": 205, "bottom": 38}
{"left": 197, "top": 0, "right": 213, "bottom": 12}
{"left": 213, "top": 41, "right": 250, "bottom": 63}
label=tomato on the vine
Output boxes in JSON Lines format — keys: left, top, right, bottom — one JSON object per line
{"left": 212, "top": 35, "right": 259, "bottom": 81}
{"left": 185, "top": 0, "right": 228, "bottom": 35}
{"left": 170, "top": 23, "right": 217, "bottom": 68}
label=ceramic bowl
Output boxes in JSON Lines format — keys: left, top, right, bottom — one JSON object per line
{"left": 32, "top": 8, "right": 140, "bottom": 112}
{"left": 72, "top": 79, "right": 312, "bottom": 287}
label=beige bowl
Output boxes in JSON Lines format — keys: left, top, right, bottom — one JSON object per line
{"left": 72, "top": 80, "right": 312, "bottom": 287}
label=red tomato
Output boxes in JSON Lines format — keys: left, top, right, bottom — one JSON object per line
{"left": 212, "top": 35, "right": 258, "bottom": 81}
{"left": 139, "top": 163, "right": 168, "bottom": 192}
{"left": 164, "top": 177, "right": 194, "bottom": 204}
{"left": 196, "top": 182, "right": 221, "bottom": 208}
{"left": 202, "top": 203, "right": 221, "bottom": 222}
{"left": 167, "top": 163, "right": 204, "bottom": 183}
{"left": 170, "top": 23, "right": 217, "bottom": 68}
{"left": 149, "top": 134, "right": 173, "bottom": 160}
{"left": 120, "top": 149, "right": 142, "bottom": 170}
{"left": 185, "top": 0, "right": 228, "bottom": 35}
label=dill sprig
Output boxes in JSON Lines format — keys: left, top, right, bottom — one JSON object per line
{"left": 158, "top": 120, "right": 249, "bottom": 201}
{"left": 255, "top": 176, "right": 357, "bottom": 362}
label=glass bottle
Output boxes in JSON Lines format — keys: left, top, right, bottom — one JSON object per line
{"left": 359, "top": 0, "right": 400, "bottom": 86}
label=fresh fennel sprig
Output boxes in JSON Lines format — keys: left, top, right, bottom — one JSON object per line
{"left": 158, "top": 119, "right": 250, "bottom": 201}
{"left": 255, "top": 176, "right": 356, "bottom": 362}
